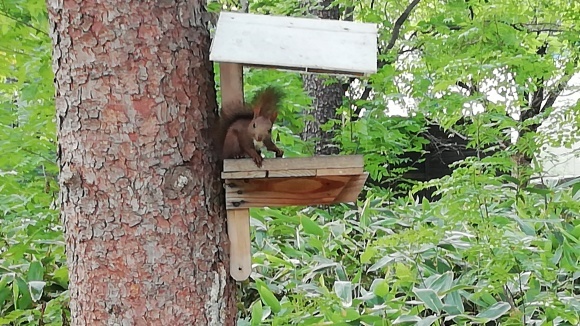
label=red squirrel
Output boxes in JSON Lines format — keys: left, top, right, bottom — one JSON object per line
{"left": 216, "top": 87, "right": 284, "bottom": 168}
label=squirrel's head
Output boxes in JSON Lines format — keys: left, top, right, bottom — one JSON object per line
{"left": 250, "top": 104, "right": 278, "bottom": 142}
{"left": 249, "top": 116, "right": 273, "bottom": 142}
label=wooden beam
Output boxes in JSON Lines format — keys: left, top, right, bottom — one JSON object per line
{"left": 225, "top": 175, "right": 354, "bottom": 208}
{"left": 316, "top": 167, "right": 361, "bottom": 176}
{"left": 227, "top": 208, "right": 252, "bottom": 281}
{"left": 221, "top": 171, "right": 268, "bottom": 179}
{"left": 219, "top": 61, "right": 250, "bottom": 281}
{"left": 333, "top": 172, "right": 369, "bottom": 203}
{"left": 268, "top": 169, "right": 316, "bottom": 178}
{"left": 223, "top": 155, "right": 364, "bottom": 173}
{"left": 222, "top": 166, "right": 362, "bottom": 179}
{"left": 239, "top": 63, "right": 367, "bottom": 77}
{"left": 219, "top": 62, "right": 244, "bottom": 109}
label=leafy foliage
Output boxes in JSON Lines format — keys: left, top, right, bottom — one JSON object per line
{"left": 2, "top": 0, "right": 580, "bottom": 325}
{"left": 240, "top": 173, "right": 580, "bottom": 325}
{"left": 0, "top": 0, "right": 67, "bottom": 324}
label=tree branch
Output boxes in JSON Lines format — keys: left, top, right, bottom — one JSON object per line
{"left": 239, "top": 0, "right": 249, "bottom": 13}
{"left": 0, "top": 11, "right": 48, "bottom": 36}
{"left": 346, "top": 0, "right": 422, "bottom": 114}
{"left": 343, "top": 3, "right": 354, "bottom": 21}
{"left": 465, "top": 0, "right": 474, "bottom": 20}
{"left": 456, "top": 81, "right": 478, "bottom": 96}
{"left": 542, "top": 77, "right": 572, "bottom": 110}
{"left": 384, "top": 0, "right": 422, "bottom": 53}
{"left": 398, "top": 44, "right": 421, "bottom": 55}
{"left": 440, "top": 20, "right": 564, "bottom": 35}
{"left": 521, "top": 43, "right": 548, "bottom": 122}
{"left": 515, "top": 22, "right": 565, "bottom": 33}
{"left": 359, "top": 87, "right": 372, "bottom": 102}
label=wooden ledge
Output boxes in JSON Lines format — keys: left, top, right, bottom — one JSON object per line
{"left": 222, "top": 155, "right": 364, "bottom": 179}
{"left": 222, "top": 155, "right": 367, "bottom": 208}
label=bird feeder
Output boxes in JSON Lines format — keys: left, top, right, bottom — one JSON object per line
{"left": 209, "top": 11, "right": 377, "bottom": 281}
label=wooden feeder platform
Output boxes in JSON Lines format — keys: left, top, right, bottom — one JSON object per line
{"left": 222, "top": 155, "right": 368, "bottom": 209}
{"left": 223, "top": 156, "right": 368, "bottom": 281}
{"left": 209, "top": 11, "right": 377, "bottom": 281}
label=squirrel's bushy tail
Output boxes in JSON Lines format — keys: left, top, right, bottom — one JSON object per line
{"left": 251, "top": 86, "right": 284, "bottom": 115}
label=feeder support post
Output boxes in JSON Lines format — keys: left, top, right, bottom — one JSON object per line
{"left": 219, "top": 62, "right": 252, "bottom": 281}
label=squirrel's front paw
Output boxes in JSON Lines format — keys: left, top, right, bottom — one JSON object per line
{"left": 275, "top": 149, "right": 284, "bottom": 158}
{"left": 253, "top": 156, "right": 263, "bottom": 168}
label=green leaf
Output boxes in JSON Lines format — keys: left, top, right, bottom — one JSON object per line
{"left": 0, "top": 310, "right": 28, "bottom": 324}
{"left": 475, "top": 302, "right": 511, "bottom": 320}
{"left": 28, "top": 280, "right": 46, "bottom": 302}
{"left": 560, "top": 240, "right": 578, "bottom": 271}
{"left": 426, "top": 271, "right": 454, "bottom": 294}
{"left": 500, "top": 175, "right": 521, "bottom": 185}
{"left": 417, "top": 316, "right": 439, "bottom": 326}
{"left": 27, "top": 260, "right": 44, "bottom": 281}
{"left": 372, "top": 279, "right": 390, "bottom": 297}
{"left": 412, "top": 288, "right": 443, "bottom": 313}
{"left": 333, "top": 281, "right": 352, "bottom": 307}
{"left": 250, "top": 300, "right": 263, "bottom": 326}
{"left": 360, "top": 246, "right": 376, "bottom": 264}
{"left": 368, "top": 255, "right": 394, "bottom": 272}
{"left": 443, "top": 290, "right": 464, "bottom": 314}
{"left": 556, "top": 177, "right": 580, "bottom": 190}
{"left": 393, "top": 315, "right": 421, "bottom": 324}
{"left": 524, "top": 187, "right": 552, "bottom": 196}
{"left": 14, "top": 276, "right": 32, "bottom": 309}
{"left": 255, "top": 280, "right": 281, "bottom": 314}
{"left": 51, "top": 266, "right": 69, "bottom": 288}
{"left": 336, "top": 307, "right": 360, "bottom": 322}
{"left": 300, "top": 215, "right": 324, "bottom": 236}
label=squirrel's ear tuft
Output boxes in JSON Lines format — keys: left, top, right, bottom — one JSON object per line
{"left": 269, "top": 111, "right": 278, "bottom": 123}
{"left": 251, "top": 86, "right": 283, "bottom": 118}
{"left": 253, "top": 104, "right": 261, "bottom": 117}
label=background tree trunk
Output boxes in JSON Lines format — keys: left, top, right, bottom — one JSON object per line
{"left": 301, "top": 0, "right": 344, "bottom": 155}
{"left": 46, "top": 0, "right": 236, "bottom": 324}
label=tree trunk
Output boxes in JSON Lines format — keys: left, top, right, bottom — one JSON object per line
{"left": 46, "top": 1, "right": 236, "bottom": 324}
{"left": 301, "top": 0, "right": 343, "bottom": 155}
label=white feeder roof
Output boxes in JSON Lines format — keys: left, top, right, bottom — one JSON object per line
{"left": 210, "top": 12, "right": 378, "bottom": 76}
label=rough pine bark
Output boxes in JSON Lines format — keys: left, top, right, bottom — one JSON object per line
{"left": 46, "top": 0, "right": 236, "bottom": 324}
{"left": 301, "top": 0, "right": 344, "bottom": 155}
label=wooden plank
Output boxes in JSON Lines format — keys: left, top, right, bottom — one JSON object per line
{"left": 217, "top": 11, "right": 377, "bottom": 33}
{"left": 227, "top": 209, "right": 252, "bottom": 281}
{"left": 226, "top": 189, "right": 337, "bottom": 200}
{"left": 268, "top": 169, "right": 316, "bottom": 178}
{"left": 210, "top": 12, "right": 377, "bottom": 76}
{"left": 240, "top": 63, "right": 366, "bottom": 77}
{"left": 221, "top": 171, "right": 268, "bottom": 179}
{"left": 224, "top": 175, "right": 349, "bottom": 208}
{"left": 316, "top": 167, "right": 361, "bottom": 176}
{"left": 333, "top": 173, "right": 368, "bottom": 203}
{"left": 227, "top": 197, "right": 336, "bottom": 209}
{"left": 222, "top": 169, "right": 316, "bottom": 179}
{"left": 223, "top": 155, "right": 364, "bottom": 173}
{"left": 226, "top": 175, "right": 351, "bottom": 194}
{"left": 219, "top": 62, "right": 244, "bottom": 109}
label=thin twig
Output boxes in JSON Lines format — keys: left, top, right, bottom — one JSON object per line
{"left": 0, "top": 11, "right": 48, "bottom": 36}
